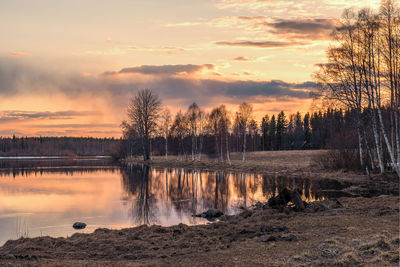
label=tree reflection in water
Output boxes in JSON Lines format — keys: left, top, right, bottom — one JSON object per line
{"left": 122, "top": 164, "right": 155, "bottom": 225}
{"left": 120, "top": 164, "right": 329, "bottom": 225}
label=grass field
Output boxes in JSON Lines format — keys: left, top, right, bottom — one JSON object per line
{"left": 124, "top": 150, "right": 371, "bottom": 183}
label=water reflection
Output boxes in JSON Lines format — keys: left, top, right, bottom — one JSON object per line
{"left": 120, "top": 163, "right": 329, "bottom": 225}
{"left": 0, "top": 157, "right": 117, "bottom": 177}
{"left": 0, "top": 159, "right": 337, "bottom": 246}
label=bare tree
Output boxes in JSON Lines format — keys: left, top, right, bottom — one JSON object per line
{"left": 237, "top": 102, "right": 253, "bottom": 162}
{"left": 171, "top": 110, "right": 188, "bottom": 160}
{"left": 315, "top": 5, "right": 400, "bottom": 177}
{"left": 160, "top": 108, "right": 172, "bottom": 159}
{"left": 127, "top": 89, "right": 161, "bottom": 161}
{"left": 186, "top": 102, "right": 201, "bottom": 161}
{"left": 197, "top": 110, "right": 208, "bottom": 161}
{"left": 314, "top": 9, "right": 370, "bottom": 171}
{"left": 380, "top": 0, "right": 400, "bottom": 165}
{"left": 209, "top": 105, "right": 231, "bottom": 165}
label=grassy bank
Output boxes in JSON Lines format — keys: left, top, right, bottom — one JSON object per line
{"left": 0, "top": 196, "right": 398, "bottom": 266}
{"left": 123, "top": 150, "right": 373, "bottom": 183}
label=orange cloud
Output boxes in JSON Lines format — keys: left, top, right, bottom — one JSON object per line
{"left": 10, "top": 52, "right": 29, "bottom": 57}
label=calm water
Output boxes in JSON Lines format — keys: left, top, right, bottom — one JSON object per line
{"left": 0, "top": 158, "right": 333, "bottom": 245}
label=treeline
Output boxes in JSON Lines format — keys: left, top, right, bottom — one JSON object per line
{"left": 0, "top": 136, "right": 120, "bottom": 156}
{"left": 121, "top": 96, "right": 395, "bottom": 161}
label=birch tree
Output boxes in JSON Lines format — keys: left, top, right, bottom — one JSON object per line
{"left": 237, "top": 102, "right": 253, "bottom": 162}
{"left": 160, "top": 108, "right": 172, "bottom": 159}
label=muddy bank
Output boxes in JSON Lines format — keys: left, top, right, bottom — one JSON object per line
{"left": 0, "top": 195, "right": 398, "bottom": 266}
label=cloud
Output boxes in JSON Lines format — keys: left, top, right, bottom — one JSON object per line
{"left": 164, "top": 15, "right": 336, "bottom": 42}
{"left": 233, "top": 56, "right": 251, "bottom": 61}
{"left": 0, "top": 110, "right": 94, "bottom": 122}
{"left": 28, "top": 123, "right": 119, "bottom": 129}
{"left": 266, "top": 18, "right": 337, "bottom": 40}
{"left": 166, "top": 22, "right": 203, "bottom": 27}
{"left": 104, "top": 64, "right": 215, "bottom": 76}
{"left": 126, "top": 46, "right": 185, "bottom": 52}
{"left": 0, "top": 59, "right": 316, "bottom": 112}
{"left": 10, "top": 52, "right": 29, "bottom": 57}
{"left": 216, "top": 0, "right": 380, "bottom": 15}
{"left": 216, "top": 40, "right": 307, "bottom": 48}
{"left": 202, "top": 79, "right": 316, "bottom": 100}
{"left": 232, "top": 71, "right": 253, "bottom": 76}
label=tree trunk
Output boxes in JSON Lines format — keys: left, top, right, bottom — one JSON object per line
{"left": 357, "top": 125, "right": 365, "bottom": 171}
{"left": 226, "top": 130, "right": 231, "bottom": 166}
{"left": 149, "top": 138, "right": 152, "bottom": 160}
{"left": 377, "top": 108, "right": 400, "bottom": 177}
{"left": 197, "top": 135, "right": 203, "bottom": 161}
{"left": 220, "top": 134, "right": 224, "bottom": 163}
{"left": 141, "top": 135, "right": 148, "bottom": 161}
{"left": 242, "top": 126, "right": 247, "bottom": 162}
{"left": 363, "top": 127, "right": 376, "bottom": 171}
{"left": 191, "top": 135, "right": 195, "bottom": 161}
{"left": 395, "top": 110, "right": 400, "bottom": 165}
{"left": 371, "top": 110, "right": 385, "bottom": 173}
{"left": 215, "top": 135, "right": 220, "bottom": 162}
{"left": 165, "top": 135, "right": 168, "bottom": 160}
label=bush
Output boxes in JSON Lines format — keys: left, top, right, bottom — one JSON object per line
{"left": 313, "top": 149, "right": 361, "bottom": 171}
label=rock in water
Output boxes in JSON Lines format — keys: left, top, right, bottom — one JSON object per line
{"left": 205, "top": 208, "right": 223, "bottom": 218}
{"left": 73, "top": 222, "right": 86, "bottom": 229}
{"left": 193, "top": 208, "right": 224, "bottom": 220}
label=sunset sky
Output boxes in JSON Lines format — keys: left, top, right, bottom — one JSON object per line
{"left": 0, "top": 0, "right": 381, "bottom": 137}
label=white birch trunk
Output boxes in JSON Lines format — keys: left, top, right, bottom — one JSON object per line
{"left": 371, "top": 110, "right": 385, "bottom": 173}
{"left": 377, "top": 107, "right": 400, "bottom": 177}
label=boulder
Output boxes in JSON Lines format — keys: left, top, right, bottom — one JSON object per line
{"left": 283, "top": 234, "right": 297, "bottom": 241}
{"left": 205, "top": 208, "right": 223, "bottom": 218}
{"left": 267, "top": 188, "right": 305, "bottom": 211}
{"left": 193, "top": 208, "right": 224, "bottom": 220}
{"left": 260, "top": 235, "right": 277, "bottom": 242}
{"left": 72, "top": 222, "right": 87, "bottom": 229}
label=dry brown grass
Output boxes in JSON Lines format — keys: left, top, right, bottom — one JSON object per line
{"left": 1, "top": 196, "right": 398, "bottom": 266}
{"left": 128, "top": 150, "right": 324, "bottom": 171}
{"left": 124, "top": 150, "right": 368, "bottom": 183}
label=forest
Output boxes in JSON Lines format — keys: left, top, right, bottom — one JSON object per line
{"left": 0, "top": 136, "right": 120, "bottom": 156}
{"left": 121, "top": 96, "right": 397, "bottom": 172}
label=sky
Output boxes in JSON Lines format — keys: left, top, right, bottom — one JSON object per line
{"left": 0, "top": 0, "right": 381, "bottom": 137}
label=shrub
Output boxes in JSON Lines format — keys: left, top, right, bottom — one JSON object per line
{"left": 313, "top": 149, "right": 361, "bottom": 171}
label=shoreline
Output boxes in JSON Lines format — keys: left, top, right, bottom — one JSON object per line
{"left": 121, "top": 150, "right": 374, "bottom": 183}
{"left": 0, "top": 195, "right": 398, "bottom": 266}
{"left": 122, "top": 151, "right": 399, "bottom": 198}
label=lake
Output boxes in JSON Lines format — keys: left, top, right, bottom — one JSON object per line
{"left": 0, "top": 157, "right": 333, "bottom": 245}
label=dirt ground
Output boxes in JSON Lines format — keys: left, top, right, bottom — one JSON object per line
{"left": 0, "top": 196, "right": 398, "bottom": 266}
{"left": 0, "top": 151, "right": 399, "bottom": 266}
